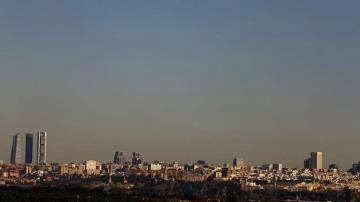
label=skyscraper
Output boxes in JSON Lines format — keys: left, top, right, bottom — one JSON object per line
{"left": 310, "top": 152, "right": 323, "bottom": 170}
{"left": 113, "top": 151, "right": 120, "bottom": 164}
{"left": 233, "top": 157, "right": 244, "bottom": 168}
{"left": 10, "top": 132, "right": 22, "bottom": 164}
{"left": 36, "top": 131, "right": 47, "bottom": 164}
{"left": 304, "top": 158, "right": 311, "bottom": 169}
{"left": 132, "top": 152, "right": 141, "bottom": 166}
{"left": 118, "top": 152, "right": 126, "bottom": 164}
{"left": 25, "top": 133, "right": 33, "bottom": 164}
{"left": 113, "top": 151, "right": 126, "bottom": 164}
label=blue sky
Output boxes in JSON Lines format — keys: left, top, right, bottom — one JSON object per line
{"left": 0, "top": 1, "right": 360, "bottom": 168}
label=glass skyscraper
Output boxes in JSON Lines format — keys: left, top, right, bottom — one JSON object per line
{"left": 25, "top": 133, "right": 33, "bottom": 164}
{"left": 10, "top": 132, "right": 22, "bottom": 164}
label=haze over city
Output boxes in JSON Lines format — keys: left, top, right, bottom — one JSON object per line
{"left": 1, "top": 1, "right": 360, "bottom": 168}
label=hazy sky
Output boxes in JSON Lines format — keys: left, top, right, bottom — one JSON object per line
{"left": 1, "top": 1, "right": 360, "bottom": 168}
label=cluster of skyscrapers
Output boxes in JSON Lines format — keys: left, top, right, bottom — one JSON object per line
{"left": 112, "top": 151, "right": 142, "bottom": 166}
{"left": 8, "top": 135, "right": 325, "bottom": 172}
{"left": 10, "top": 131, "right": 47, "bottom": 165}
{"left": 113, "top": 151, "right": 126, "bottom": 164}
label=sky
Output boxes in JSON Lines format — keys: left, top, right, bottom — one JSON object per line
{"left": 0, "top": 0, "right": 360, "bottom": 168}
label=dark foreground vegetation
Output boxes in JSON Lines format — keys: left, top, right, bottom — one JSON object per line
{"left": 0, "top": 183, "right": 360, "bottom": 202}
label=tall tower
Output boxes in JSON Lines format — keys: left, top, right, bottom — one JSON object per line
{"left": 132, "top": 152, "right": 141, "bottom": 166}
{"left": 36, "top": 131, "right": 47, "bottom": 164}
{"left": 310, "top": 152, "right": 323, "bottom": 170}
{"left": 119, "top": 152, "right": 126, "bottom": 164}
{"left": 113, "top": 151, "right": 126, "bottom": 164}
{"left": 10, "top": 132, "right": 22, "bottom": 164}
{"left": 113, "top": 151, "right": 120, "bottom": 164}
{"left": 25, "top": 133, "right": 34, "bottom": 164}
{"left": 233, "top": 157, "right": 244, "bottom": 168}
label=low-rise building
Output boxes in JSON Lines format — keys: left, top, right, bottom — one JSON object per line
{"left": 150, "top": 163, "right": 162, "bottom": 171}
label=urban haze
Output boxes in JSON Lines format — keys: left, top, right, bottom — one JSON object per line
{"left": 1, "top": 0, "right": 360, "bottom": 169}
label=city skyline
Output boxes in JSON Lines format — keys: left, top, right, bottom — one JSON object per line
{"left": 1, "top": 1, "right": 360, "bottom": 168}
{"left": 3, "top": 130, "right": 360, "bottom": 171}
{"left": 1, "top": 132, "right": 344, "bottom": 170}
{"left": 4, "top": 136, "right": 329, "bottom": 170}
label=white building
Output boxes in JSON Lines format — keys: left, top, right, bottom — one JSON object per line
{"left": 150, "top": 163, "right": 162, "bottom": 171}
{"left": 85, "top": 160, "right": 100, "bottom": 175}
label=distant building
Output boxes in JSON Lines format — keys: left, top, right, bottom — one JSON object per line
{"left": 329, "top": 164, "right": 338, "bottom": 170}
{"left": 25, "top": 133, "right": 33, "bottom": 164}
{"left": 0, "top": 160, "right": 3, "bottom": 165}
{"left": 10, "top": 133, "right": 22, "bottom": 164}
{"left": 119, "top": 153, "right": 126, "bottom": 164}
{"left": 221, "top": 164, "right": 231, "bottom": 178}
{"left": 113, "top": 151, "right": 126, "bottom": 164}
{"left": 132, "top": 152, "right": 141, "bottom": 166}
{"left": 233, "top": 157, "right": 244, "bottom": 168}
{"left": 196, "top": 160, "right": 206, "bottom": 166}
{"left": 60, "top": 163, "right": 86, "bottom": 176}
{"left": 36, "top": 131, "right": 47, "bottom": 164}
{"left": 310, "top": 152, "right": 323, "bottom": 170}
{"left": 25, "top": 165, "right": 32, "bottom": 174}
{"left": 352, "top": 161, "right": 360, "bottom": 172}
{"left": 273, "top": 163, "right": 283, "bottom": 171}
{"left": 260, "top": 163, "right": 282, "bottom": 171}
{"left": 85, "top": 160, "right": 100, "bottom": 175}
{"left": 113, "top": 151, "right": 120, "bottom": 164}
{"left": 150, "top": 163, "right": 162, "bottom": 171}
{"left": 171, "top": 162, "right": 181, "bottom": 169}
{"left": 215, "top": 171, "right": 222, "bottom": 178}
{"left": 261, "top": 164, "right": 273, "bottom": 170}
{"left": 304, "top": 158, "right": 311, "bottom": 169}
{"left": 304, "top": 152, "right": 323, "bottom": 170}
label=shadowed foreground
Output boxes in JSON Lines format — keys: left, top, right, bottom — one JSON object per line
{"left": 0, "top": 184, "right": 359, "bottom": 202}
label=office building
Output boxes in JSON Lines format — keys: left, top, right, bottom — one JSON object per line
{"left": 150, "top": 163, "right": 162, "bottom": 171}
{"left": 304, "top": 152, "right": 323, "bottom": 170}
{"left": 310, "top": 152, "right": 323, "bottom": 170}
{"left": 132, "top": 152, "right": 141, "bottom": 166}
{"left": 304, "top": 158, "right": 311, "bottom": 169}
{"left": 273, "top": 163, "right": 283, "bottom": 171}
{"left": 10, "top": 133, "right": 22, "bottom": 164}
{"left": 329, "top": 164, "right": 338, "bottom": 170}
{"left": 85, "top": 160, "right": 100, "bottom": 175}
{"left": 221, "top": 164, "right": 231, "bottom": 178}
{"left": 113, "top": 151, "right": 120, "bottom": 164}
{"left": 36, "top": 131, "right": 47, "bottom": 164}
{"left": 233, "top": 157, "right": 244, "bottom": 168}
{"left": 352, "top": 161, "right": 360, "bottom": 173}
{"left": 113, "top": 151, "right": 126, "bottom": 164}
{"left": 25, "top": 133, "right": 33, "bottom": 164}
